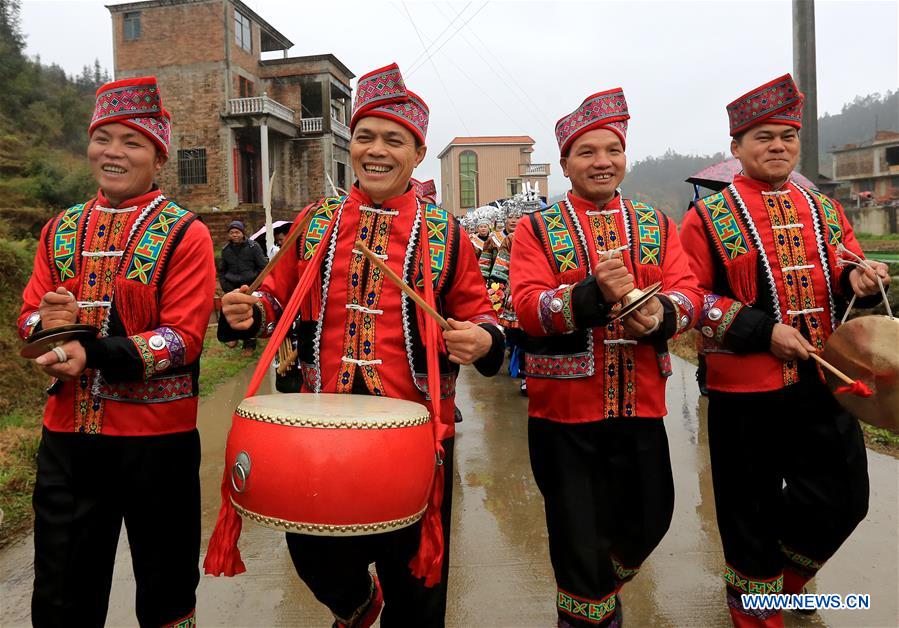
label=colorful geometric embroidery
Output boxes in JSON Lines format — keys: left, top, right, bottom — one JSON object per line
{"left": 806, "top": 188, "right": 843, "bottom": 246}
{"left": 489, "top": 246, "right": 511, "bottom": 283}
{"left": 50, "top": 202, "right": 89, "bottom": 281}
{"left": 302, "top": 196, "right": 345, "bottom": 260}
{"left": 715, "top": 301, "right": 744, "bottom": 343}
{"left": 555, "top": 87, "right": 629, "bottom": 153}
{"left": 626, "top": 200, "right": 665, "bottom": 266}
{"left": 164, "top": 609, "right": 197, "bottom": 628}
{"left": 412, "top": 373, "right": 457, "bottom": 400}
{"left": 124, "top": 202, "right": 191, "bottom": 285}
{"left": 696, "top": 191, "right": 752, "bottom": 261}
{"left": 525, "top": 352, "right": 593, "bottom": 378}
{"left": 155, "top": 326, "right": 185, "bottom": 368}
{"left": 97, "top": 373, "right": 193, "bottom": 403}
{"left": 537, "top": 285, "right": 575, "bottom": 335}
{"left": 611, "top": 556, "right": 641, "bottom": 582}
{"left": 724, "top": 564, "right": 783, "bottom": 595}
{"left": 727, "top": 74, "right": 803, "bottom": 136}
{"left": 780, "top": 543, "right": 824, "bottom": 573}
{"left": 132, "top": 334, "right": 157, "bottom": 380}
{"left": 534, "top": 203, "right": 582, "bottom": 274}
{"left": 557, "top": 588, "right": 617, "bottom": 624}
{"left": 415, "top": 203, "right": 452, "bottom": 290}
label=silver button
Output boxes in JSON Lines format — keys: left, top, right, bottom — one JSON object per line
{"left": 266, "top": 322, "right": 276, "bottom": 334}
{"left": 148, "top": 334, "right": 166, "bottom": 351}
{"left": 680, "top": 315, "right": 690, "bottom": 328}
{"left": 26, "top": 311, "right": 41, "bottom": 326}
{"left": 252, "top": 291, "right": 264, "bottom": 299}
{"left": 708, "top": 307, "right": 723, "bottom": 321}
{"left": 702, "top": 326, "right": 714, "bottom": 338}
{"left": 549, "top": 298, "right": 564, "bottom": 313}
{"left": 155, "top": 358, "right": 171, "bottom": 371}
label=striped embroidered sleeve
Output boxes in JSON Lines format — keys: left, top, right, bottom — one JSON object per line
{"left": 656, "top": 217, "right": 703, "bottom": 338}
{"left": 18, "top": 220, "right": 55, "bottom": 340}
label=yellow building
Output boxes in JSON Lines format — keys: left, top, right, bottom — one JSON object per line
{"left": 437, "top": 136, "right": 550, "bottom": 216}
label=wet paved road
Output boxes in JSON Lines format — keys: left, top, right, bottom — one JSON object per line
{"left": 2, "top": 356, "right": 897, "bottom": 627}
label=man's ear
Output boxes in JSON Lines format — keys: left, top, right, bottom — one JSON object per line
{"left": 414, "top": 144, "right": 427, "bottom": 167}
{"left": 729, "top": 139, "right": 740, "bottom": 159}
{"left": 560, "top": 156, "right": 569, "bottom": 178}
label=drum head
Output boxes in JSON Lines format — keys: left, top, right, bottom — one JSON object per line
{"left": 20, "top": 324, "right": 99, "bottom": 359}
{"left": 236, "top": 393, "right": 430, "bottom": 429}
{"left": 821, "top": 315, "right": 899, "bottom": 433}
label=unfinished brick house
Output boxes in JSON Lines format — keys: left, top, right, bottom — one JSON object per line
{"left": 107, "top": 0, "right": 354, "bottom": 216}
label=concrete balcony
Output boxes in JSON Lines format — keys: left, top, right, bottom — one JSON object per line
{"left": 224, "top": 95, "right": 298, "bottom": 137}
{"left": 520, "top": 163, "right": 550, "bottom": 176}
{"left": 301, "top": 117, "right": 323, "bottom": 134}
{"left": 331, "top": 118, "right": 351, "bottom": 141}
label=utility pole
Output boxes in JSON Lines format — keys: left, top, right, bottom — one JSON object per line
{"left": 793, "top": 0, "right": 820, "bottom": 184}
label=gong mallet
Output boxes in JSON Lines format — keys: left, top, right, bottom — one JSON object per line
{"left": 809, "top": 353, "right": 873, "bottom": 397}
{"left": 354, "top": 240, "right": 451, "bottom": 331}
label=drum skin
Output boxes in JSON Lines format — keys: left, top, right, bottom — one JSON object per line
{"left": 226, "top": 393, "right": 435, "bottom": 535}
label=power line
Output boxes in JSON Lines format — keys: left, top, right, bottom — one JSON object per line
{"left": 404, "top": 1, "right": 473, "bottom": 72}
{"left": 407, "top": 2, "right": 490, "bottom": 76}
{"left": 400, "top": 1, "right": 471, "bottom": 136}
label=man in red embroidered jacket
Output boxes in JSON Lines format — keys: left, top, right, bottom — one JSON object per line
{"left": 680, "top": 74, "right": 890, "bottom": 628}
{"left": 18, "top": 77, "right": 215, "bottom": 627}
{"left": 216, "top": 63, "right": 504, "bottom": 627}
{"left": 510, "top": 88, "right": 702, "bottom": 628}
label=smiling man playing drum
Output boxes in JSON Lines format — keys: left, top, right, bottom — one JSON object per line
{"left": 680, "top": 74, "right": 891, "bottom": 628}
{"left": 214, "top": 62, "right": 504, "bottom": 627}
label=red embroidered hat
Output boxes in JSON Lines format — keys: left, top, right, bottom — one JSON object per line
{"left": 412, "top": 178, "right": 437, "bottom": 202}
{"left": 89, "top": 76, "right": 171, "bottom": 155}
{"left": 727, "top": 73, "right": 804, "bottom": 136}
{"left": 555, "top": 87, "right": 629, "bottom": 155}
{"left": 351, "top": 63, "right": 429, "bottom": 144}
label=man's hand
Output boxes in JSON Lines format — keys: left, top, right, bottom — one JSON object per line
{"left": 221, "top": 286, "right": 258, "bottom": 330}
{"left": 849, "top": 262, "right": 891, "bottom": 298}
{"left": 39, "top": 286, "right": 78, "bottom": 329}
{"left": 622, "top": 296, "right": 664, "bottom": 338}
{"left": 594, "top": 253, "right": 635, "bottom": 303}
{"left": 34, "top": 340, "right": 87, "bottom": 381}
{"left": 770, "top": 323, "right": 816, "bottom": 361}
{"left": 443, "top": 318, "right": 492, "bottom": 365}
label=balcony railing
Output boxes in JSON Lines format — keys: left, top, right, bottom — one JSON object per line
{"left": 301, "top": 117, "right": 323, "bottom": 134}
{"left": 520, "top": 163, "right": 550, "bottom": 176}
{"left": 331, "top": 118, "right": 351, "bottom": 141}
{"left": 228, "top": 94, "right": 295, "bottom": 125}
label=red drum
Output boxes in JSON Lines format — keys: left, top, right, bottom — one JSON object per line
{"left": 226, "top": 393, "right": 435, "bottom": 535}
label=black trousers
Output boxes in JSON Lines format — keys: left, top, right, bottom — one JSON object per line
{"left": 529, "top": 417, "right": 674, "bottom": 627}
{"left": 708, "top": 371, "right": 869, "bottom": 600}
{"left": 286, "top": 437, "right": 455, "bottom": 627}
{"left": 31, "top": 427, "right": 201, "bottom": 628}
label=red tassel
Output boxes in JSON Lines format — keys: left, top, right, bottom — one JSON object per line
{"left": 203, "top": 468, "right": 246, "bottom": 577}
{"left": 634, "top": 263, "right": 662, "bottom": 289}
{"left": 728, "top": 251, "right": 758, "bottom": 305}
{"left": 409, "top": 207, "right": 446, "bottom": 587}
{"left": 204, "top": 211, "right": 339, "bottom": 578}
{"left": 113, "top": 278, "right": 158, "bottom": 335}
{"left": 835, "top": 379, "right": 873, "bottom": 397}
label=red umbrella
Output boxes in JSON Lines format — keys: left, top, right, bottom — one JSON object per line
{"left": 686, "top": 158, "right": 816, "bottom": 192}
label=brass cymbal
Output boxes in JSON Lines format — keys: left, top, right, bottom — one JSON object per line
{"left": 20, "top": 324, "right": 99, "bottom": 359}
{"left": 821, "top": 315, "right": 899, "bottom": 433}
{"left": 609, "top": 282, "right": 663, "bottom": 322}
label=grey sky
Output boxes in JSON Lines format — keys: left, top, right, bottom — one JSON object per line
{"left": 20, "top": 0, "right": 899, "bottom": 196}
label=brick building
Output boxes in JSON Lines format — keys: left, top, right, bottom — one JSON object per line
{"left": 108, "top": 0, "right": 354, "bottom": 221}
{"left": 437, "top": 136, "right": 550, "bottom": 216}
{"left": 830, "top": 131, "right": 899, "bottom": 235}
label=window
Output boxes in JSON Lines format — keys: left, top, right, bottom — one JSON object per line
{"left": 178, "top": 149, "right": 207, "bottom": 185}
{"left": 459, "top": 151, "right": 478, "bottom": 208}
{"left": 234, "top": 11, "right": 252, "bottom": 52}
{"left": 123, "top": 12, "right": 141, "bottom": 41}
{"left": 238, "top": 76, "right": 254, "bottom": 98}
{"left": 506, "top": 178, "right": 522, "bottom": 196}
{"left": 885, "top": 146, "right": 899, "bottom": 167}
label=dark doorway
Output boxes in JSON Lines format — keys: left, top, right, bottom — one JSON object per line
{"left": 239, "top": 142, "right": 260, "bottom": 204}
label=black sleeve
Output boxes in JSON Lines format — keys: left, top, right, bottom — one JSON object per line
{"left": 254, "top": 242, "right": 268, "bottom": 270}
{"left": 839, "top": 267, "right": 888, "bottom": 309}
{"left": 571, "top": 275, "right": 612, "bottom": 329}
{"left": 473, "top": 323, "right": 505, "bottom": 377}
{"left": 215, "top": 303, "right": 263, "bottom": 342}
{"left": 722, "top": 306, "right": 777, "bottom": 354}
{"left": 79, "top": 336, "right": 145, "bottom": 382}
{"left": 653, "top": 295, "right": 678, "bottom": 341}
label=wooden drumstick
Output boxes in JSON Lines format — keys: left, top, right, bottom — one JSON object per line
{"left": 809, "top": 353, "right": 854, "bottom": 385}
{"left": 354, "top": 240, "right": 451, "bottom": 331}
{"left": 247, "top": 209, "right": 316, "bottom": 293}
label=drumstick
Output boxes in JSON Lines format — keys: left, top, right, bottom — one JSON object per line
{"left": 247, "top": 209, "right": 316, "bottom": 293}
{"left": 354, "top": 240, "right": 451, "bottom": 331}
{"left": 809, "top": 353, "right": 873, "bottom": 397}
